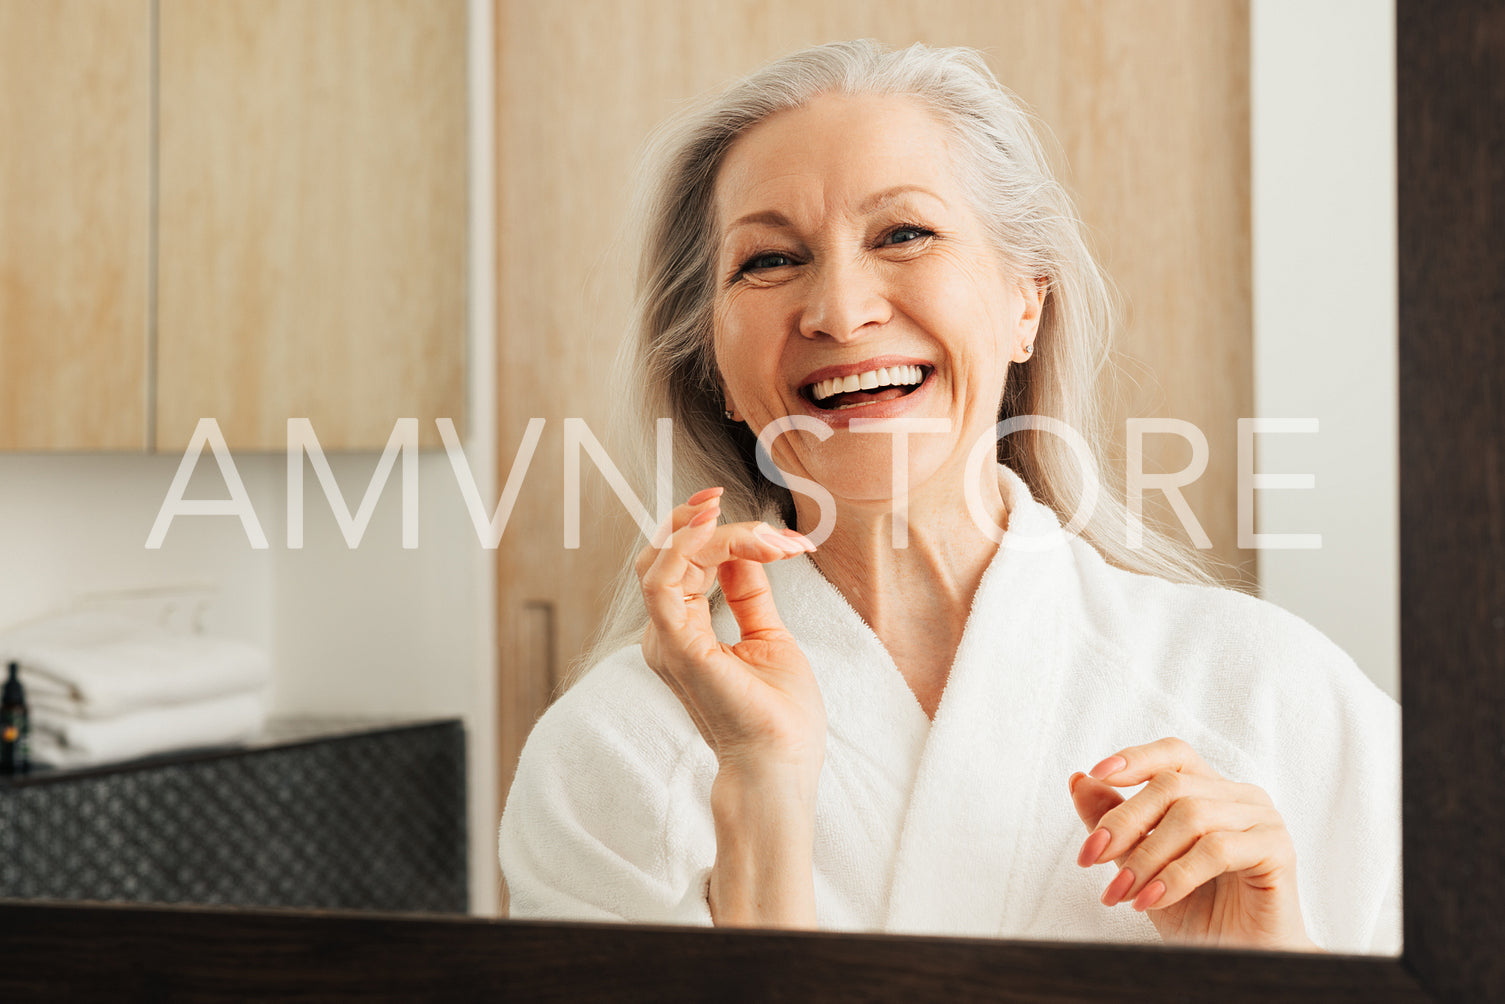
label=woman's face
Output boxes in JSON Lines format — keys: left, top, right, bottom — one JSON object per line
{"left": 711, "top": 93, "right": 1044, "bottom": 509}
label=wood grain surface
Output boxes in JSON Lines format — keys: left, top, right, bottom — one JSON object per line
{"left": 0, "top": 900, "right": 1431, "bottom": 1003}
{"left": 155, "top": 0, "right": 467, "bottom": 451}
{"left": 0, "top": 0, "right": 150, "bottom": 450}
{"left": 1397, "top": 1, "right": 1505, "bottom": 1001}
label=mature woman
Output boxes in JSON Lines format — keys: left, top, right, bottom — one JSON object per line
{"left": 499, "top": 40, "right": 1399, "bottom": 955}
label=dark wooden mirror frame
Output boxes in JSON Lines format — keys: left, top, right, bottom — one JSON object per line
{"left": 3, "top": 2, "right": 1499, "bottom": 999}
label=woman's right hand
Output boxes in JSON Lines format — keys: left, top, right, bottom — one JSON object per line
{"left": 637, "top": 488, "right": 825, "bottom": 927}
{"left": 635, "top": 487, "right": 825, "bottom": 787}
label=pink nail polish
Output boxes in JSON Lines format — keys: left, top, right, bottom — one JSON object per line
{"left": 1089, "top": 755, "right": 1126, "bottom": 780}
{"left": 687, "top": 487, "right": 724, "bottom": 506}
{"left": 1077, "top": 827, "right": 1111, "bottom": 868}
{"left": 1101, "top": 867, "right": 1134, "bottom": 906}
{"left": 1068, "top": 771, "right": 1085, "bottom": 794}
{"left": 1132, "top": 880, "right": 1166, "bottom": 911}
{"left": 689, "top": 508, "right": 718, "bottom": 528}
{"left": 780, "top": 528, "right": 816, "bottom": 552}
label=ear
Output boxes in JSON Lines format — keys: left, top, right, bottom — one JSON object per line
{"left": 1011, "top": 275, "right": 1047, "bottom": 363}
{"left": 719, "top": 383, "right": 743, "bottom": 423}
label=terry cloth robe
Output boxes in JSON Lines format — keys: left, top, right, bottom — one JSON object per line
{"left": 499, "top": 466, "right": 1401, "bottom": 955}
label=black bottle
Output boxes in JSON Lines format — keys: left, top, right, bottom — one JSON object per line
{"left": 1, "top": 660, "right": 29, "bottom": 775}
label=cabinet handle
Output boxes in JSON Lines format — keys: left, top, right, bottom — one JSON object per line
{"left": 518, "top": 600, "right": 558, "bottom": 711}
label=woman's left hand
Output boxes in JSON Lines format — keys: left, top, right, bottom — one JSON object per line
{"left": 1069, "top": 737, "right": 1318, "bottom": 951}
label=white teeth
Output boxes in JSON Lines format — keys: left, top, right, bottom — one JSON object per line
{"left": 809, "top": 365, "right": 927, "bottom": 402}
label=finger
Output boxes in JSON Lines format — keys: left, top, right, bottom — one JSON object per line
{"left": 1083, "top": 770, "right": 1273, "bottom": 866}
{"left": 718, "top": 557, "right": 788, "bottom": 641}
{"left": 659, "top": 487, "right": 723, "bottom": 543}
{"left": 640, "top": 506, "right": 725, "bottom": 649}
{"left": 1131, "top": 824, "right": 1294, "bottom": 913}
{"left": 638, "top": 494, "right": 722, "bottom": 582}
{"left": 641, "top": 517, "right": 813, "bottom": 652}
{"left": 1070, "top": 773, "right": 1126, "bottom": 866}
{"left": 1087, "top": 737, "right": 1217, "bottom": 787}
{"left": 1099, "top": 798, "right": 1281, "bottom": 907}
{"left": 681, "top": 521, "right": 815, "bottom": 577}
{"left": 642, "top": 488, "right": 724, "bottom": 560}
{"left": 742, "top": 522, "right": 816, "bottom": 559}
{"left": 1070, "top": 772, "right": 1121, "bottom": 828}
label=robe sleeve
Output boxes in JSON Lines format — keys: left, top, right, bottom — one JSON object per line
{"left": 1236, "top": 599, "right": 1403, "bottom": 956}
{"left": 498, "top": 652, "right": 717, "bottom": 925}
{"left": 1368, "top": 857, "right": 1403, "bottom": 956}
{"left": 1101, "top": 567, "right": 1404, "bottom": 955}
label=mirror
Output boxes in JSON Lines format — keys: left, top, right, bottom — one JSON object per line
{"left": 6, "top": 0, "right": 1502, "bottom": 998}
{"left": 0, "top": 0, "right": 1398, "bottom": 958}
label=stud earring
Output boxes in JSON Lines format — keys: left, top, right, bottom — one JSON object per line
{"left": 724, "top": 409, "right": 735, "bottom": 421}
{"left": 1023, "top": 343, "right": 1034, "bottom": 356}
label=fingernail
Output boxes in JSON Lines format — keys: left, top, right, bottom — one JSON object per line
{"left": 754, "top": 523, "right": 803, "bottom": 552}
{"left": 1088, "top": 755, "right": 1126, "bottom": 780}
{"left": 1077, "top": 828, "right": 1111, "bottom": 868}
{"left": 689, "top": 507, "right": 718, "bottom": 528}
{"left": 780, "top": 528, "right": 816, "bottom": 552}
{"left": 1068, "top": 771, "right": 1085, "bottom": 794}
{"left": 687, "top": 487, "right": 724, "bottom": 506}
{"left": 1132, "top": 880, "right": 1165, "bottom": 911}
{"left": 1101, "top": 867, "right": 1134, "bottom": 907}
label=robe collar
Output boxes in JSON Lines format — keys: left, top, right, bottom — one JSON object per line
{"left": 716, "top": 465, "right": 1095, "bottom": 935}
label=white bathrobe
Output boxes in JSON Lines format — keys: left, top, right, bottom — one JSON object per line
{"left": 499, "top": 467, "right": 1401, "bottom": 955}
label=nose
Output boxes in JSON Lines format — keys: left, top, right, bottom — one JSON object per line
{"left": 797, "top": 257, "right": 891, "bottom": 342}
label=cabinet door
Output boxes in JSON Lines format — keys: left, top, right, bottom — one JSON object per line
{"left": 156, "top": 0, "right": 467, "bottom": 451}
{"left": 0, "top": 0, "right": 149, "bottom": 451}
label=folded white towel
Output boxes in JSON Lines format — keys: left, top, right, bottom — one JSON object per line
{"left": 29, "top": 690, "right": 268, "bottom": 768}
{"left": 0, "top": 611, "right": 271, "bottom": 719}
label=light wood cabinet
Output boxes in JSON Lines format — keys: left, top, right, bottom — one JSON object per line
{"left": 0, "top": 0, "right": 150, "bottom": 451}
{"left": 0, "top": 0, "right": 466, "bottom": 453}
{"left": 156, "top": 0, "right": 467, "bottom": 451}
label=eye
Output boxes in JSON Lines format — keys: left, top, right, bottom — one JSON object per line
{"left": 742, "top": 251, "right": 795, "bottom": 271}
{"left": 881, "top": 225, "right": 934, "bottom": 246}
{"left": 729, "top": 249, "right": 800, "bottom": 285}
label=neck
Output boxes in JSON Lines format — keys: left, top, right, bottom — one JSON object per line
{"left": 789, "top": 467, "right": 1008, "bottom": 717}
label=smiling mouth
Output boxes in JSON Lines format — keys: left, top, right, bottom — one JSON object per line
{"left": 802, "top": 365, "right": 930, "bottom": 411}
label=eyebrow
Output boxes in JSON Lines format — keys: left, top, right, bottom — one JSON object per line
{"left": 725, "top": 209, "right": 793, "bottom": 233}
{"left": 858, "top": 184, "right": 946, "bottom": 215}
{"left": 722, "top": 185, "right": 948, "bottom": 237}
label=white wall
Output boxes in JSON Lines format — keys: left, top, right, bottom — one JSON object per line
{"left": 0, "top": 454, "right": 279, "bottom": 646}
{"left": 1251, "top": 0, "right": 1399, "bottom": 699}
{"left": 0, "top": 0, "right": 500, "bottom": 915}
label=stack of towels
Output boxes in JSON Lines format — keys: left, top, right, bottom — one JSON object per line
{"left": 0, "top": 611, "right": 271, "bottom": 769}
